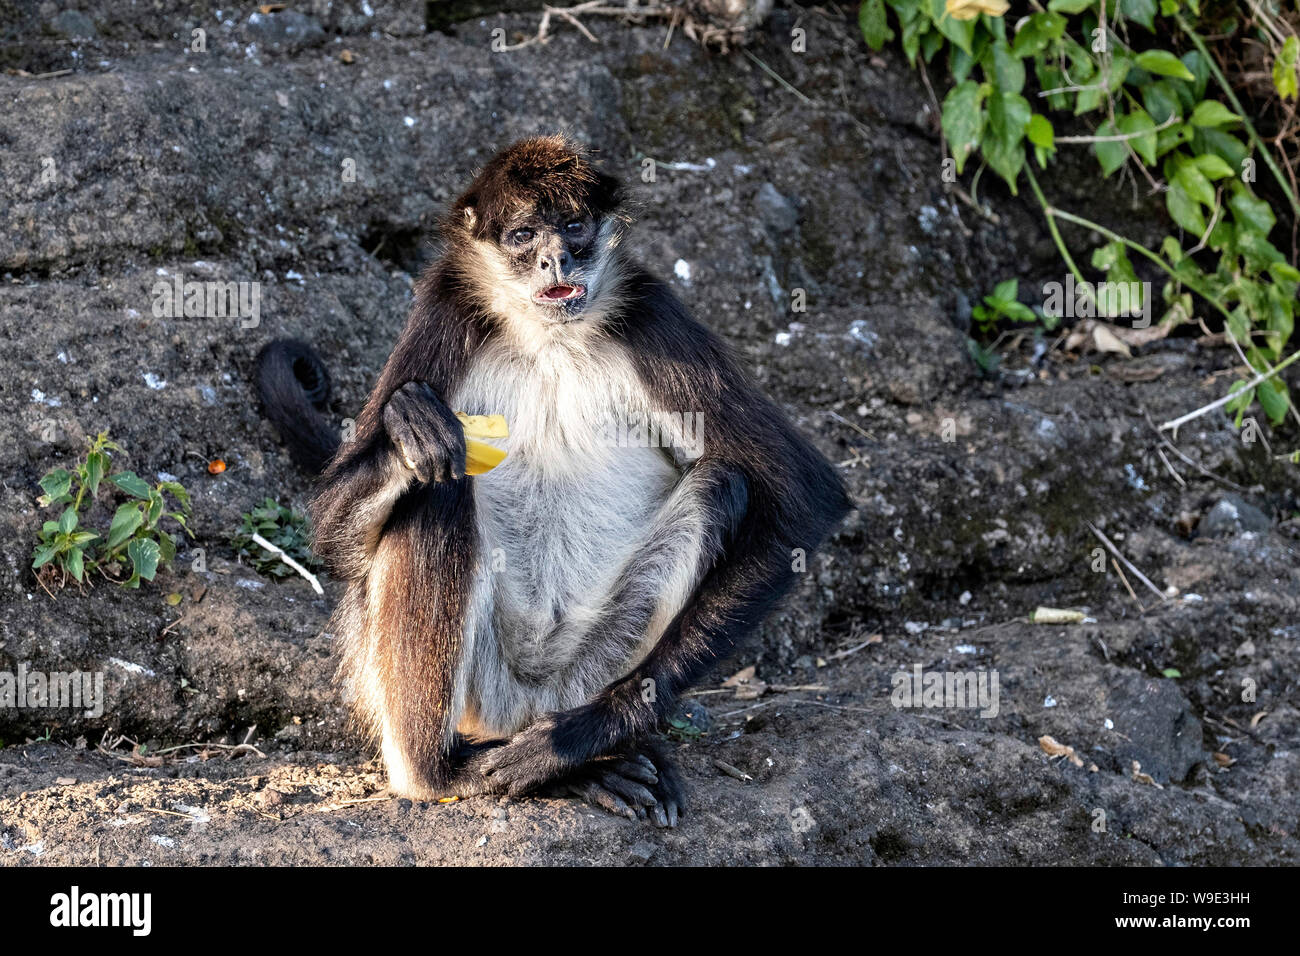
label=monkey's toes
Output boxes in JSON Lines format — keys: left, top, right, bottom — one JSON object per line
{"left": 564, "top": 763, "right": 660, "bottom": 822}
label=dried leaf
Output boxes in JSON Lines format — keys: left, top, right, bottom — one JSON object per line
{"left": 722, "top": 666, "right": 756, "bottom": 686}
{"left": 1038, "top": 735, "right": 1084, "bottom": 767}
{"left": 1108, "top": 362, "right": 1167, "bottom": 382}
{"left": 1031, "top": 607, "right": 1085, "bottom": 624}
{"left": 723, "top": 665, "right": 768, "bottom": 700}
{"left": 1092, "top": 324, "right": 1133, "bottom": 358}
{"left": 1108, "top": 323, "right": 1172, "bottom": 348}
{"left": 1250, "top": 711, "right": 1268, "bottom": 728}
{"left": 1212, "top": 752, "right": 1236, "bottom": 767}
{"left": 1130, "top": 760, "right": 1163, "bottom": 789}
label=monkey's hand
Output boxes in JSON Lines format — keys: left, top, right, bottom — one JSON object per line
{"left": 382, "top": 381, "right": 467, "bottom": 484}
{"left": 479, "top": 715, "right": 577, "bottom": 796}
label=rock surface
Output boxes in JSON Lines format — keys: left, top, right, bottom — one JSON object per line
{"left": 0, "top": 3, "right": 1297, "bottom": 865}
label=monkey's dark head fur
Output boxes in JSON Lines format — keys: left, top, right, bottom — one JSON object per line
{"left": 446, "top": 136, "right": 629, "bottom": 324}
{"left": 448, "top": 135, "right": 623, "bottom": 239}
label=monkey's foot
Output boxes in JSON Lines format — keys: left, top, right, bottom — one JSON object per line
{"left": 562, "top": 746, "right": 686, "bottom": 828}
{"left": 481, "top": 719, "right": 687, "bottom": 826}
{"left": 561, "top": 754, "right": 661, "bottom": 822}
{"left": 637, "top": 740, "right": 687, "bottom": 828}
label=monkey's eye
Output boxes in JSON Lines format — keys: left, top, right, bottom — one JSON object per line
{"left": 564, "top": 221, "right": 585, "bottom": 236}
{"left": 510, "top": 228, "right": 535, "bottom": 244}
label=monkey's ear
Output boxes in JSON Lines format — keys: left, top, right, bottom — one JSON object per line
{"left": 593, "top": 171, "right": 624, "bottom": 215}
{"left": 462, "top": 205, "right": 477, "bottom": 228}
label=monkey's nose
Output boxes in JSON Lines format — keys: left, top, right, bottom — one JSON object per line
{"left": 539, "top": 250, "right": 572, "bottom": 272}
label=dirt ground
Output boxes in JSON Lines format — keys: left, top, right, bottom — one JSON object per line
{"left": 0, "top": 2, "right": 1297, "bottom": 865}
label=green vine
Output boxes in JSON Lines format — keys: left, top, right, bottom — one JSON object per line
{"left": 860, "top": 0, "right": 1300, "bottom": 427}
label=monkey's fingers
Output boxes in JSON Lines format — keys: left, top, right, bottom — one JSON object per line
{"left": 595, "top": 770, "right": 658, "bottom": 810}
{"left": 567, "top": 779, "right": 638, "bottom": 821}
{"left": 391, "top": 437, "right": 427, "bottom": 482}
{"left": 608, "top": 757, "right": 658, "bottom": 787}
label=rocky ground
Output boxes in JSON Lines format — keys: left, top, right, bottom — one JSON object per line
{"left": 0, "top": 1, "right": 1296, "bottom": 865}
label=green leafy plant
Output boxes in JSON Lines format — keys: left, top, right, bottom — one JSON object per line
{"left": 232, "top": 498, "right": 322, "bottom": 579}
{"left": 860, "top": 0, "right": 1300, "bottom": 427}
{"left": 32, "top": 432, "right": 193, "bottom": 589}
{"left": 972, "top": 277, "right": 1059, "bottom": 332}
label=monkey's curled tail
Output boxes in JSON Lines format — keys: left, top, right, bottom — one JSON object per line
{"left": 254, "top": 338, "right": 341, "bottom": 474}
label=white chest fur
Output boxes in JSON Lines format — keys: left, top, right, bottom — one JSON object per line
{"left": 451, "top": 334, "right": 680, "bottom": 679}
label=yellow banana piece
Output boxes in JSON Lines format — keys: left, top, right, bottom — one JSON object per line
{"left": 455, "top": 413, "right": 509, "bottom": 439}
{"left": 456, "top": 413, "right": 509, "bottom": 476}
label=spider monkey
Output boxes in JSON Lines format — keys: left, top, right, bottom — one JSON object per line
{"left": 255, "top": 136, "right": 850, "bottom": 827}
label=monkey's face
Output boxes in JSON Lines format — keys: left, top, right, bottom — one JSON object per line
{"left": 498, "top": 210, "right": 600, "bottom": 320}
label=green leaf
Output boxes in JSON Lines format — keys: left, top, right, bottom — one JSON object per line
{"left": 1037, "top": 61, "right": 1070, "bottom": 110}
{"left": 985, "top": 91, "right": 1031, "bottom": 191}
{"left": 1268, "top": 261, "right": 1300, "bottom": 284}
{"left": 84, "top": 451, "right": 107, "bottom": 498}
{"left": 158, "top": 531, "right": 177, "bottom": 564}
{"left": 158, "top": 481, "right": 192, "bottom": 513}
{"left": 1091, "top": 241, "right": 1143, "bottom": 317}
{"left": 32, "top": 544, "right": 58, "bottom": 569}
{"left": 1189, "top": 100, "right": 1241, "bottom": 128}
{"left": 1141, "top": 80, "right": 1182, "bottom": 124}
{"left": 67, "top": 547, "right": 84, "bottom": 582}
{"left": 1274, "top": 35, "right": 1298, "bottom": 100}
{"left": 1135, "top": 50, "right": 1195, "bottom": 81}
{"left": 1228, "top": 189, "right": 1276, "bottom": 235}
{"left": 990, "top": 38, "right": 1025, "bottom": 95}
{"left": 1119, "top": 0, "right": 1157, "bottom": 30}
{"left": 37, "top": 469, "right": 73, "bottom": 506}
{"left": 1012, "top": 12, "right": 1066, "bottom": 59}
{"left": 1194, "top": 128, "right": 1248, "bottom": 173}
{"left": 110, "top": 471, "right": 153, "bottom": 499}
{"left": 1258, "top": 378, "right": 1290, "bottom": 425}
{"left": 1192, "top": 154, "right": 1235, "bottom": 180}
{"left": 106, "top": 502, "right": 144, "bottom": 549}
{"left": 1235, "top": 230, "right": 1285, "bottom": 272}
{"left": 942, "top": 81, "right": 986, "bottom": 175}
{"left": 993, "top": 279, "right": 1020, "bottom": 303}
{"left": 1174, "top": 157, "right": 1215, "bottom": 207}
{"left": 146, "top": 493, "right": 164, "bottom": 527}
{"left": 1048, "top": 0, "right": 1094, "bottom": 12}
{"left": 127, "top": 537, "right": 161, "bottom": 583}
{"left": 1161, "top": 668, "right": 1182, "bottom": 679}
{"left": 929, "top": 0, "right": 974, "bottom": 55}
{"left": 1118, "top": 110, "right": 1157, "bottom": 166}
{"left": 1026, "top": 114, "right": 1055, "bottom": 149}
{"left": 1166, "top": 180, "right": 1207, "bottom": 234}
{"left": 1180, "top": 51, "right": 1209, "bottom": 101}
{"left": 57, "top": 506, "right": 77, "bottom": 534}
{"left": 920, "top": 27, "right": 944, "bottom": 63}
{"left": 1094, "top": 120, "right": 1127, "bottom": 176}
{"left": 900, "top": 11, "right": 928, "bottom": 64}
{"left": 858, "top": 0, "right": 893, "bottom": 50}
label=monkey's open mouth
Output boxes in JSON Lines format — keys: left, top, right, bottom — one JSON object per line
{"left": 535, "top": 284, "right": 586, "bottom": 303}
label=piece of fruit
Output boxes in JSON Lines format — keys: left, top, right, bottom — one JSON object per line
{"left": 455, "top": 413, "right": 509, "bottom": 439}
{"left": 393, "top": 413, "right": 509, "bottom": 477}
{"left": 457, "top": 412, "right": 509, "bottom": 476}
{"left": 464, "top": 439, "right": 506, "bottom": 475}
